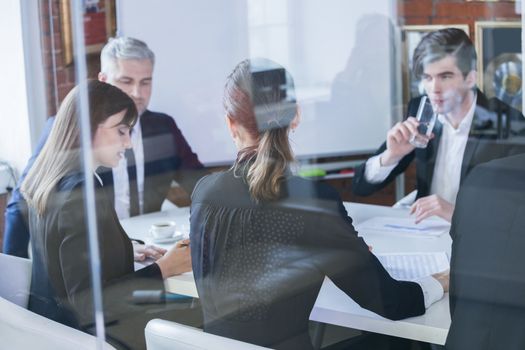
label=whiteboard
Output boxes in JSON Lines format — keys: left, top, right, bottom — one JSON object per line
{"left": 118, "top": 0, "right": 397, "bottom": 165}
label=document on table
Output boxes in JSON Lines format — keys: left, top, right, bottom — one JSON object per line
{"left": 356, "top": 216, "right": 450, "bottom": 237}
{"left": 375, "top": 252, "right": 449, "bottom": 281}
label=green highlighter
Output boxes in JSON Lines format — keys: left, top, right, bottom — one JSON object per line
{"left": 298, "top": 168, "right": 326, "bottom": 178}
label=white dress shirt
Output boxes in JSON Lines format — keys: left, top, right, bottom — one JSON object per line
{"left": 94, "top": 172, "right": 103, "bottom": 186}
{"left": 364, "top": 95, "right": 477, "bottom": 205}
{"left": 429, "top": 100, "right": 476, "bottom": 204}
{"left": 415, "top": 276, "right": 444, "bottom": 308}
{"left": 112, "top": 119, "right": 145, "bottom": 219}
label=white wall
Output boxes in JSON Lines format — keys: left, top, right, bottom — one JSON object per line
{"left": 118, "top": 0, "right": 397, "bottom": 165}
{"left": 0, "top": 0, "right": 32, "bottom": 175}
{"left": 0, "top": 0, "right": 47, "bottom": 188}
{"left": 286, "top": 0, "right": 395, "bottom": 160}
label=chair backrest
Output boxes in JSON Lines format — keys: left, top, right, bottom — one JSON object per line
{"left": 145, "top": 319, "right": 271, "bottom": 350}
{"left": 0, "top": 296, "right": 116, "bottom": 350}
{"left": 0, "top": 253, "right": 32, "bottom": 307}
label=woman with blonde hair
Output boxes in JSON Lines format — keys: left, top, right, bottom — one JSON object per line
{"left": 190, "top": 59, "right": 448, "bottom": 349}
{"left": 22, "top": 80, "right": 193, "bottom": 349}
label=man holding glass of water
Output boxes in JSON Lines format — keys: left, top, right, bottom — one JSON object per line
{"left": 353, "top": 28, "right": 524, "bottom": 223}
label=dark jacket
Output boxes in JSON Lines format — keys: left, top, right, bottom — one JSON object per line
{"left": 446, "top": 153, "right": 525, "bottom": 350}
{"left": 190, "top": 167, "right": 426, "bottom": 350}
{"left": 28, "top": 172, "right": 164, "bottom": 349}
{"left": 352, "top": 91, "right": 525, "bottom": 199}
{"left": 98, "top": 109, "right": 204, "bottom": 213}
{"left": 3, "top": 110, "right": 204, "bottom": 257}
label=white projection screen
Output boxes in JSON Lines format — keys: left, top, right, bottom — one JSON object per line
{"left": 117, "top": 0, "right": 399, "bottom": 165}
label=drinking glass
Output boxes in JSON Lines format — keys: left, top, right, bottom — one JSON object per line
{"left": 409, "top": 95, "right": 437, "bottom": 148}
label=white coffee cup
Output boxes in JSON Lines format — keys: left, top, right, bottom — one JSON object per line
{"left": 150, "top": 221, "right": 176, "bottom": 239}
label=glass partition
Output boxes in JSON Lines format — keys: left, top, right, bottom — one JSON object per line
{"left": 2, "top": 0, "right": 522, "bottom": 349}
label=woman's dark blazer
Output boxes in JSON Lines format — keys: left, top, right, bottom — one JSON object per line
{"left": 27, "top": 172, "right": 164, "bottom": 349}
{"left": 190, "top": 168, "right": 426, "bottom": 350}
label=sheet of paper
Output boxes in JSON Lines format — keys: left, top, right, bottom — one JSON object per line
{"left": 375, "top": 252, "right": 449, "bottom": 281}
{"left": 356, "top": 216, "right": 450, "bottom": 237}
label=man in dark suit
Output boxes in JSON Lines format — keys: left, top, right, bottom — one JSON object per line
{"left": 446, "top": 153, "right": 525, "bottom": 349}
{"left": 353, "top": 28, "right": 525, "bottom": 223}
{"left": 3, "top": 37, "right": 205, "bottom": 258}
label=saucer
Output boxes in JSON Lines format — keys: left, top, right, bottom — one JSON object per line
{"left": 149, "top": 231, "right": 184, "bottom": 244}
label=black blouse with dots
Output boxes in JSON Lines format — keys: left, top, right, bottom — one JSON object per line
{"left": 190, "top": 167, "right": 425, "bottom": 350}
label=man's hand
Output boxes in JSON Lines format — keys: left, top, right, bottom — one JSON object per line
{"left": 133, "top": 243, "right": 167, "bottom": 262}
{"left": 156, "top": 239, "right": 192, "bottom": 279}
{"left": 410, "top": 194, "right": 454, "bottom": 224}
{"left": 381, "top": 117, "right": 428, "bottom": 166}
{"left": 432, "top": 269, "right": 450, "bottom": 293}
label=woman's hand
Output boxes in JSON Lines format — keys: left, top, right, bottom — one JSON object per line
{"left": 410, "top": 194, "right": 454, "bottom": 224}
{"left": 432, "top": 269, "right": 450, "bottom": 293}
{"left": 156, "top": 239, "right": 192, "bottom": 279}
{"left": 133, "top": 243, "right": 167, "bottom": 262}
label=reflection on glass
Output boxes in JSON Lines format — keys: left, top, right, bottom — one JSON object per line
{"left": 4, "top": 1, "right": 525, "bottom": 349}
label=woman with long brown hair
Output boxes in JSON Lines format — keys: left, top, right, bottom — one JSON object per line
{"left": 190, "top": 59, "right": 448, "bottom": 349}
{"left": 22, "top": 80, "right": 193, "bottom": 349}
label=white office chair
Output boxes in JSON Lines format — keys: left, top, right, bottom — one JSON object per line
{"left": 145, "top": 319, "right": 271, "bottom": 350}
{"left": 0, "top": 253, "right": 116, "bottom": 349}
{"left": 0, "top": 252, "right": 32, "bottom": 307}
{"left": 0, "top": 296, "right": 116, "bottom": 350}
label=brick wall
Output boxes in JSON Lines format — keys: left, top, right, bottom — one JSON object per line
{"left": 0, "top": 193, "right": 6, "bottom": 251}
{"left": 39, "top": 0, "right": 105, "bottom": 118}
{"left": 40, "top": 0, "right": 71, "bottom": 117}
{"left": 399, "top": 0, "right": 520, "bottom": 36}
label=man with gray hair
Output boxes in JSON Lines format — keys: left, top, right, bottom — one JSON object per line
{"left": 3, "top": 37, "right": 205, "bottom": 260}
{"left": 97, "top": 37, "right": 204, "bottom": 220}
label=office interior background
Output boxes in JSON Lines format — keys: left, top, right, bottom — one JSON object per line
{"left": 0, "top": 0, "right": 524, "bottom": 349}
{"left": 2, "top": 0, "right": 522, "bottom": 239}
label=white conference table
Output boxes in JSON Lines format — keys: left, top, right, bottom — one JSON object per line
{"left": 120, "top": 202, "right": 452, "bottom": 345}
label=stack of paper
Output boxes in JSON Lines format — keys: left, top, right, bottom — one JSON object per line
{"left": 375, "top": 252, "right": 449, "bottom": 281}
{"left": 356, "top": 216, "right": 450, "bottom": 237}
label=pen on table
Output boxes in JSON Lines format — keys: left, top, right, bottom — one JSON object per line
{"left": 384, "top": 224, "right": 430, "bottom": 231}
